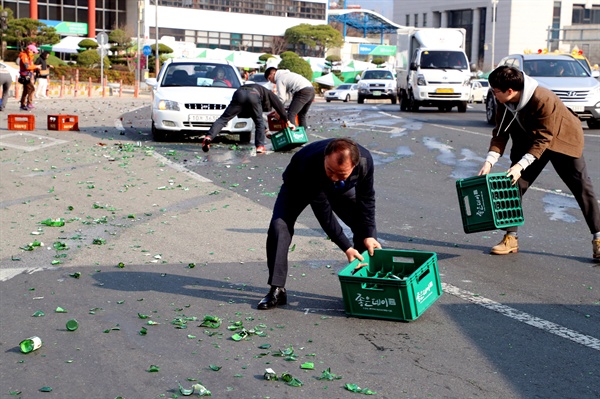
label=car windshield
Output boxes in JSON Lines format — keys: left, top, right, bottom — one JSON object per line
{"left": 161, "top": 63, "right": 241, "bottom": 88}
{"left": 362, "top": 70, "right": 394, "bottom": 80}
{"left": 337, "top": 84, "right": 352, "bottom": 90}
{"left": 523, "top": 59, "right": 589, "bottom": 77}
{"left": 420, "top": 50, "right": 469, "bottom": 70}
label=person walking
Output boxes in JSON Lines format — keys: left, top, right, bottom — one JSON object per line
{"left": 479, "top": 66, "right": 600, "bottom": 260}
{"left": 264, "top": 67, "right": 314, "bottom": 129}
{"left": 18, "top": 44, "right": 40, "bottom": 110}
{"left": 201, "top": 83, "right": 294, "bottom": 154}
{"left": 35, "top": 51, "right": 53, "bottom": 99}
{"left": 258, "top": 138, "right": 382, "bottom": 310}
{"left": 0, "top": 66, "right": 13, "bottom": 111}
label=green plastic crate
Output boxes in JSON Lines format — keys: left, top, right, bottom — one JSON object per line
{"left": 456, "top": 173, "right": 524, "bottom": 234}
{"left": 269, "top": 126, "right": 308, "bottom": 151}
{"left": 338, "top": 249, "right": 442, "bottom": 322}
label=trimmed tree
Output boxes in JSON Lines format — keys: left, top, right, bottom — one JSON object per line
{"left": 284, "top": 24, "right": 343, "bottom": 57}
{"left": 277, "top": 51, "right": 312, "bottom": 82}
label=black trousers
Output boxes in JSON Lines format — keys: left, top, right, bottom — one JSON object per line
{"left": 266, "top": 185, "right": 370, "bottom": 287}
{"left": 287, "top": 87, "right": 314, "bottom": 129}
{"left": 206, "top": 87, "right": 266, "bottom": 146}
{"left": 506, "top": 149, "right": 600, "bottom": 234}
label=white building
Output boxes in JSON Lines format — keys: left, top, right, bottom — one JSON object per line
{"left": 392, "top": 0, "right": 600, "bottom": 69}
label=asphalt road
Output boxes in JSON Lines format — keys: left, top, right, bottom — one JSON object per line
{"left": 1, "top": 97, "right": 599, "bottom": 399}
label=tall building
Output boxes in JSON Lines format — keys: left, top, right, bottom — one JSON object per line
{"left": 2, "top": 0, "right": 329, "bottom": 54}
{"left": 392, "top": 0, "right": 600, "bottom": 69}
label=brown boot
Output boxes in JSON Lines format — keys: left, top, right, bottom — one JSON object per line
{"left": 593, "top": 238, "right": 600, "bottom": 261}
{"left": 491, "top": 234, "right": 518, "bottom": 255}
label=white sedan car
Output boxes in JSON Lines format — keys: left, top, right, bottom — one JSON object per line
{"left": 324, "top": 84, "right": 359, "bottom": 102}
{"left": 146, "top": 58, "right": 253, "bottom": 141}
{"left": 0, "top": 61, "right": 19, "bottom": 82}
{"left": 469, "top": 79, "right": 489, "bottom": 103}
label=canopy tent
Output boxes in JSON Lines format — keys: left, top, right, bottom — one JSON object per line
{"left": 328, "top": 9, "right": 403, "bottom": 41}
{"left": 44, "top": 36, "right": 87, "bottom": 54}
{"left": 314, "top": 73, "right": 344, "bottom": 87}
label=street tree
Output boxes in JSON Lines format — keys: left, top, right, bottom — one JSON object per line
{"left": 284, "top": 24, "right": 343, "bottom": 57}
{"left": 5, "top": 18, "right": 59, "bottom": 49}
{"left": 109, "top": 28, "right": 132, "bottom": 55}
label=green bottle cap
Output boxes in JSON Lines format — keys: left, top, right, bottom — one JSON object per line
{"left": 66, "top": 319, "right": 79, "bottom": 331}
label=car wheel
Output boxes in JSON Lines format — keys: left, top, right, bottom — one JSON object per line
{"left": 391, "top": 95, "right": 397, "bottom": 105}
{"left": 326, "top": 99, "right": 331, "bottom": 102}
{"left": 485, "top": 95, "right": 496, "bottom": 125}
{"left": 344, "top": 94, "right": 350, "bottom": 102}
{"left": 357, "top": 95, "right": 365, "bottom": 104}
{"left": 457, "top": 101, "right": 467, "bottom": 113}
{"left": 587, "top": 118, "right": 600, "bottom": 129}
{"left": 151, "top": 121, "right": 167, "bottom": 142}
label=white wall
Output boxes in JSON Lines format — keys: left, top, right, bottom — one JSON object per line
{"left": 140, "top": 1, "right": 328, "bottom": 39}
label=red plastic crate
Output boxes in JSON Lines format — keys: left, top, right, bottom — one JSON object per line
{"left": 8, "top": 114, "right": 35, "bottom": 131}
{"left": 267, "top": 111, "right": 298, "bottom": 131}
{"left": 47, "top": 115, "right": 79, "bottom": 131}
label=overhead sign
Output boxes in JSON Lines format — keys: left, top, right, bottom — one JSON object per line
{"left": 39, "top": 20, "right": 88, "bottom": 35}
{"left": 358, "top": 44, "right": 397, "bottom": 56}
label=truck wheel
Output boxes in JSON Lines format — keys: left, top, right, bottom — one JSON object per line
{"left": 408, "top": 93, "right": 419, "bottom": 112}
{"left": 358, "top": 95, "right": 365, "bottom": 104}
{"left": 587, "top": 118, "right": 600, "bottom": 129}
{"left": 457, "top": 101, "right": 467, "bottom": 113}
{"left": 485, "top": 95, "right": 496, "bottom": 125}
{"left": 399, "top": 92, "right": 408, "bottom": 111}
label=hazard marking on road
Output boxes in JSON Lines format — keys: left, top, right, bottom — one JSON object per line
{"left": 443, "top": 283, "right": 600, "bottom": 351}
{"left": 0, "top": 133, "right": 67, "bottom": 152}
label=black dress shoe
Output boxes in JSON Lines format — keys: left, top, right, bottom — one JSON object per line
{"left": 257, "top": 286, "right": 287, "bottom": 310}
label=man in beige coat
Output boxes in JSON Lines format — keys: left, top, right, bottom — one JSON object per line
{"left": 479, "top": 66, "right": 600, "bottom": 260}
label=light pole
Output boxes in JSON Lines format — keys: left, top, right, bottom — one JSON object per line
{"left": 155, "top": 0, "right": 159, "bottom": 78}
{"left": 137, "top": 0, "right": 144, "bottom": 83}
{"left": 491, "top": 0, "right": 499, "bottom": 70}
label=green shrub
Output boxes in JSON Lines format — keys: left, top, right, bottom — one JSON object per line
{"left": 78, "top": 39, "right": 99, "bottom": 49}
{"left": 77, "top": 49, "right": 111, "bottom": 68}
{"left": 277, "top": 52, "right": 312, "bottom": 82}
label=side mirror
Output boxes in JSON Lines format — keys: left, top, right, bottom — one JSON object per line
{"left": 355, "top": 75, "right": 361, "bottom": 81}
{"left": 409, "top": 62, "right": 418, "bottom": 71}
{"left": 592, "top": 70, "right": 600, "bottom": 78}
{"left": 146, "top": 78, "right": 158, "bottom": 87}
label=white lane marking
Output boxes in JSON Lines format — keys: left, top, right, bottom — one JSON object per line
{"left": 0, "top": 133, "right": 68, "bottom": 152}
{"left": 152, "top": 152, "right": 212, "bottom": 183}
{"left": 114, "top": 118, "right": 125, "bottom": 131}
{"left": 443, "top": 283, "right": 600, "bottom": 351}
{"left": 0, "top": 267, "right": 46, "bottom": 282}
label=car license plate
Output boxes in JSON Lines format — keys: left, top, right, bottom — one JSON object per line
{"left": 373, "top": 91, "right": 382, "bottom": 96}
{"left": 189, "top": 115, "right": 217, "bottom": 122}
{"left": 568, "top": 105, "right": 584, "bottom": 112}
{"left": 436, "top": 88, "right": 454, "bottom": 93}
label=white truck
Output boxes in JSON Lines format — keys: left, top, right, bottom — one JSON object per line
{"left": 396, "top": 27, "right": 471, "bottom": 112}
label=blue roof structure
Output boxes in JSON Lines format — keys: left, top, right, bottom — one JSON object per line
{"left": 328, "top": 8, "right": 404, "bottom": 40}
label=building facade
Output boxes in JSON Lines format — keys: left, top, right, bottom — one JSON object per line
{"left": 1, "top": 0, "right": 328, "bottom": 54}
{"left": 392, "top": 0, "right": 600, "bottom": 69}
